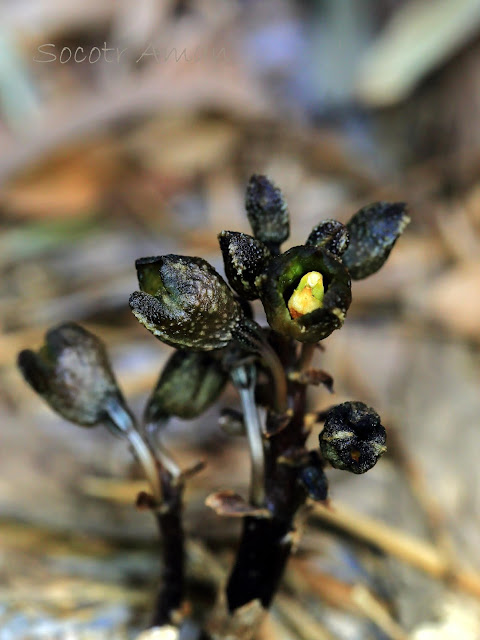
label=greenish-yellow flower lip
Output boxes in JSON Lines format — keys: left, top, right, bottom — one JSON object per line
{"left": 258, "top": 245, "right": 352, "bottom": 343}
{"left": 287, "top": 271, "right": 324, "bottom": 319}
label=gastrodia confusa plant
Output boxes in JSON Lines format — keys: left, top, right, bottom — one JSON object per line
{"left": 17, "top": 174, "right": 409, "bottom": 637}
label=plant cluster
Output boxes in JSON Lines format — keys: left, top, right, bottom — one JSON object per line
{"left": 18, "top": 175, "right": 409, "bottom": 638}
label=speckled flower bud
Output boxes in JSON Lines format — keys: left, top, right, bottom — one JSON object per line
{"left": 218, "top": 231, "right": 271, "bottom": 300}
{"left": 298, "top": 452, "right": 328, "bottom": 501}
{"left": 17, "top": 323, "right": 126, "bottom": 428}
{"left": 245, "top": 175, "right": 290, "bottom": 249}
{"left": 258, "top": 245, "right": 352, "bottom": 343}
{"left": 144, "top": 349, "right": 227, "bottom": 424}
{"left": 306, "top": 220, "right": 349, "bottom": 257}
{"left": 319, "top": 401, "right": 387, "bottom": 474}
{"left": 130, "top": 255, "right": 243, "bottom": 350}
{"left": 342, "top": 202, "right": 410, "bottom": 279}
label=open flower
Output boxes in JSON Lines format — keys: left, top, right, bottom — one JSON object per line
{"left": 130, "top": 255, "right": 243, "bottom": 350}
{"left": 257, "top": 245, "right": 352, "bottom": 343}
{"left": 17, "top": 323, "right": 127, "bottom": 428}
{"left": 319, "top": 401, "right": 387, "bottom": 474}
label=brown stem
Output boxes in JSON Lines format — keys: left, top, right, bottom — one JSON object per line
{"left": 258, "top": 340, "right": 288, "bottom": 414}
{"left": 105, "top": 399, "right": 186, "bottom": 627}
{"left": 297, "top": 342, "right": 316, "bottom": 371}
{"left": 151, "top": 475, "right": 185, "bottom": 627}
{"left": 226, "top": 339, "right": 310, "bottom": 613}
{"left": 226, "top": 517, "right": 293, "bottom": 611}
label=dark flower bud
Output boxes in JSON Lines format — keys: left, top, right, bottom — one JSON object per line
{"left": 245, "top": 175, "right": 289, "bottom": 249}
{"left": 319, "top": 401, "right": 387, "bottom": 474}
{"left": 306, "top": 220, "right": 349, "bottom": 257}
{"left": 130, "top": 255, "right": 243, "bottom": 350}
{"left": 218, "top": 231, "right": 271, "bottom": 300}
{"left": 342, "top": 202, "right": 410, "bottom": 279}
{"left": 258, "top": 245, "right": 352, "bottom": 343}
{"left": 219, "top": 408, "right": 245, "bottom": 436}
{"left": 298, "top": 452, "right": 328, "bottom": 501}
{"left": 17, "top": 323, "right": 126, "bottom": 428}
{"left": 144, "top": 349, "right": 227, "bottom": 424}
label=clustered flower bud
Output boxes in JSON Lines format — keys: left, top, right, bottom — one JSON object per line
{"left": 306, "top": 219, "right": 349, "bottom": 257}
{"left": 17, "top": 323, "right": 127, "bottom": 428}
{"left": 129, "top": 183, "right": 409, "bottom": 352}
{"left": 218, "top": 231, "right": 271, "bottom": 300}
{"left": 319, "top": 401, "right": 387, "bottom": 474}
{"left": 144, "top": 349, "right": 227, "bottom": 424}
{"left": 245, "top": 174, "right": 289, "bottom": 250}
{"left": 130, "top": 255, "right": 243, "bottom": 350}
{"left": 342, "top": 201, "right": 410, "bottom": 279}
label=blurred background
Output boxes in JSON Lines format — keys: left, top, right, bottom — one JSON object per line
{"left": 2, "top": 0, "right": 480, "bottom": 638}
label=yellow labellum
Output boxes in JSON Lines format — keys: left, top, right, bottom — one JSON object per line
{"left": 288, "top": 271, "right": 324, "bottom": 319}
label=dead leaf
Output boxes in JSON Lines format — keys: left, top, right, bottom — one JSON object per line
{"left": 289, "top": 368, "right": 334, "bottom": 392}
{"left": 205, "top": 490, "right": 271, "bottom": 518}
